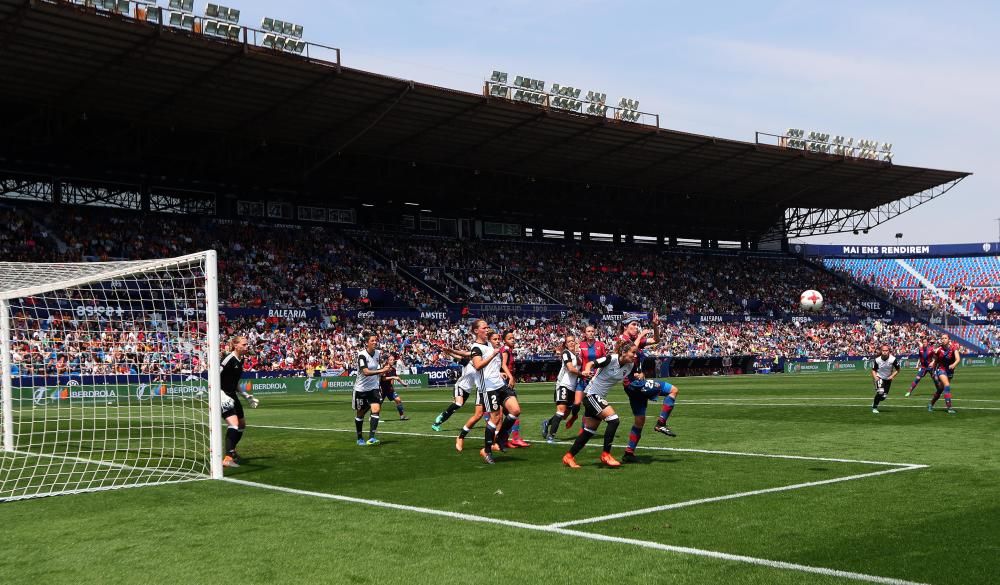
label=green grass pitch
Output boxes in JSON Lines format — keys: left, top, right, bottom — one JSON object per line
{"left": 3, "top": 369, "right": 998, "bottom": 585}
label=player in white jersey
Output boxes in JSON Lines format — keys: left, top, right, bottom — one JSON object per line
{"left": 561, "top": 340, "right": 637, "bottom": 468}
{"left": 465, "top": 320, "right": 515, "bottom": 464}
{"left": 542, "top": 333, "right": 583, "bottom": 443}
{"left": 870, "top": 344, "right": 901, "bottom": 414}
{"left": 431, "top": 345, "right": 481, "bottom": 432}
{"left": 455, "top": 322, "right": 505, "bottom": 453}
{"left": 353, "top": 332, "right": 393, "bottom": 445}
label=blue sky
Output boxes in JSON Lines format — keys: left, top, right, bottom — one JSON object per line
{"left": 231, "top": 1, "right": 998, "bottom": 244}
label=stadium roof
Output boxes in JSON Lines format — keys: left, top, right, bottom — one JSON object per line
{"left": 0, "top": 0, "right": 971, "bottom": 242}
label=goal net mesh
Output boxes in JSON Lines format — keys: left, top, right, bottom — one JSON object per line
{"left": 1, "top": 253, "right": 218, "bottom": 501}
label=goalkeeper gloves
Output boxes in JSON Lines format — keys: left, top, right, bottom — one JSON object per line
{"left": 246, "top": 395, "right": 260, "bottom": 408}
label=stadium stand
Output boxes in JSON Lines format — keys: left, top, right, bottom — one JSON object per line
{"left": 3, "top": 206, "right": 974, "bottom": 374}
{"left": 823, "top": 255, "right": 1000, "bottom": 317}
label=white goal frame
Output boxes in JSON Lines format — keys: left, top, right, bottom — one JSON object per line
{"left": 0, "top": 250, "right": 223, "bottom": 501}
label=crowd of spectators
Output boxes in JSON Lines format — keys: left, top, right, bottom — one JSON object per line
{"left": 9, "top": 304, "right": 959, "bottom": 377}
{"left": 493, "top": 240, "right": 889, "bottom": 317}
{"left": 12, "top": 208, "right": 441, "bottom": 311}
{"left": 366, "top": 234, "right": 553, "bottom": 304}
{"left": 1, "top": 205, "right": 981, "bottom": 377}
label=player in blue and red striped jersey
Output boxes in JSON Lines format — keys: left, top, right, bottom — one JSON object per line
{"left": 905, "top": 336, "right": 938, "bottom": 397}
{"left": 499, "top": 330, "right": 530, "bottom": 448}
{"left": 616, "top": 311, "right": 677, "bottom": 464}
{"left": 626, "top": 371, "right": 679, "bottom": 439}
{"left": 929, "top": 334, "right": 960, "bottom": 414}
{"left": 566, "top": 324, "right": 607, "bottom": 429}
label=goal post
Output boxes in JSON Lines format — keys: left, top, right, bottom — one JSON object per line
{"left": 0, "top": 251, "right": 222, "bottom": 502}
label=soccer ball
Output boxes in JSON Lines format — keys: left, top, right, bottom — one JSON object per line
{"left": 800, "top": 290, "right": 824, "bottom": 312}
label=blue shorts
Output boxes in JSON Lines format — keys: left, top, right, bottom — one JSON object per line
{"left": 625, "top": 388, "right": 649, "bottom": 416}
{"left": 575, "top": 378, "right": 587, "bottom": 392}
{"left": 624, "top": 380, "right": 675, "bottom": 416}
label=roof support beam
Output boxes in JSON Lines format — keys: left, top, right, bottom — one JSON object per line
{"left": 603, "top": 138, "right": 716, "bottom": 184}
{"left": 551, "top": 129, "right": 659, "bottom": 178}
{"left": 0, "top": 0, "right": 31, "bottom": 53}
{"left": 232, "top": 67, "right": 341, "bottom": 131}
{"left": 447, "top": 111, "right": 548, "bottom": 166}
{"left": 380, "top": 99, "right": 488, "bottom": 157}
{"left": 765, "top": 176, "right": 966, "bottom": 241}
{"left": 305, "top": 81, "right": 414, "bottom": 175}
{"left": 498, "top": 118, "right": 607, "bottom": 171}
{"left": 56, "top": 26, "right": 162, "bottom": 106}
{"left": 655, "top": 145, "right": 756, "bottom": 191}
{"left": 147, "top": 45, "right": 247, "bottom": 116}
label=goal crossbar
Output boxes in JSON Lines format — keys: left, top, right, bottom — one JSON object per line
{"left": 0, "top": 251, "right": 211, "bottom": 300}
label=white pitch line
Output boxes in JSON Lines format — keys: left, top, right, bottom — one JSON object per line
{"left": 675, "top": 397, "right": 1000, "bottom": 403}
{"left": 281, "top": 398, "right": 1000, "bottom": 410}
{"left": 225, "top": 477, "right": 931, "bottom": 585}
{"left": 250, "top": 424, "right": 926, "bottom": 467}
{"left": 548, "top": 465, "right": 924, "bottom": 528}
{"left": 677, "top": 402, "right": 1000, "bottom": 411}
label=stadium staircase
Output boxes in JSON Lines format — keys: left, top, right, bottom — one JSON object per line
{"left": 895, "top": 259, "right": 972, "bottom": 317}
{"left": 14, "top": 205, "right": 71, "bottom": 255}
{"left": 345, "top": 233, "right": 455, "bottom": 306}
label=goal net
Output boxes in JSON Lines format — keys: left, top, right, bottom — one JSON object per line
{"left": 0, "top": 251, "right": 223, "bottom": 502}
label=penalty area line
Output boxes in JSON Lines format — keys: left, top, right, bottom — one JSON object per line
{"left": 225, "top": 477, "right": 931, "bottom": 585}
{"left": 548, "top": 464, "right": 924, "bottom": 528}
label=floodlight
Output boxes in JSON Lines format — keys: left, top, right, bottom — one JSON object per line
{"left": 490, "top": 70, "right": 507, "bottom": 83}
{"left": 263, "top": 33, "right": 277, "bottom": 48}
{"left": 281, "top": 22, "right": 293, "bottom": 35}
{"left": 117, "top": 0, "right": 129, "bottom": 11}
{"left": 205, "top": 2, "right": 218, "bottom": 17}
{"left": 169, "top": 11, "right": 181, "bottom": 25}
{"left": 290, "top": 40, "right": 305, "bottom": 53}
{"left": 182, "top": 14, "right": 194, "bottom": 28}
{"left": 205, "top": 20, "right": 218, "bottom": 34}
{"left": 587, "top": 103, "right": 608, "bottom": 116}
{"left": 489, "top": 84, "right": 507, "bottom": 98}
{"left": 227, "top": 25, "right": 240, "bottom": 39}
{"left": 291, "top": 23, "right": 303, "bottom": 37}
{"left": 514, "top": 75, "right": 525, "bottom": 87}
{"left": 181, "top": 0, "right": 193, "bottom": 11}
{"left": 98, "top": 0, "right": 113, "bottom": 9}
{"left": 168, "top": 0, "right": 182, "bottom": 9}
{"left": 262, "top": 16, "right": 274, "bottom": 31}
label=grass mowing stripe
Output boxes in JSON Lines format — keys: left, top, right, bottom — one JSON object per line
{"left": 249, "top": 423, "right": 928, "bottom": 467}
{"left": 548, "top": 464, "right": 925, "bottom": 528}
{"left": 226, "top": 477, "right": 932, "bottom": 585}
